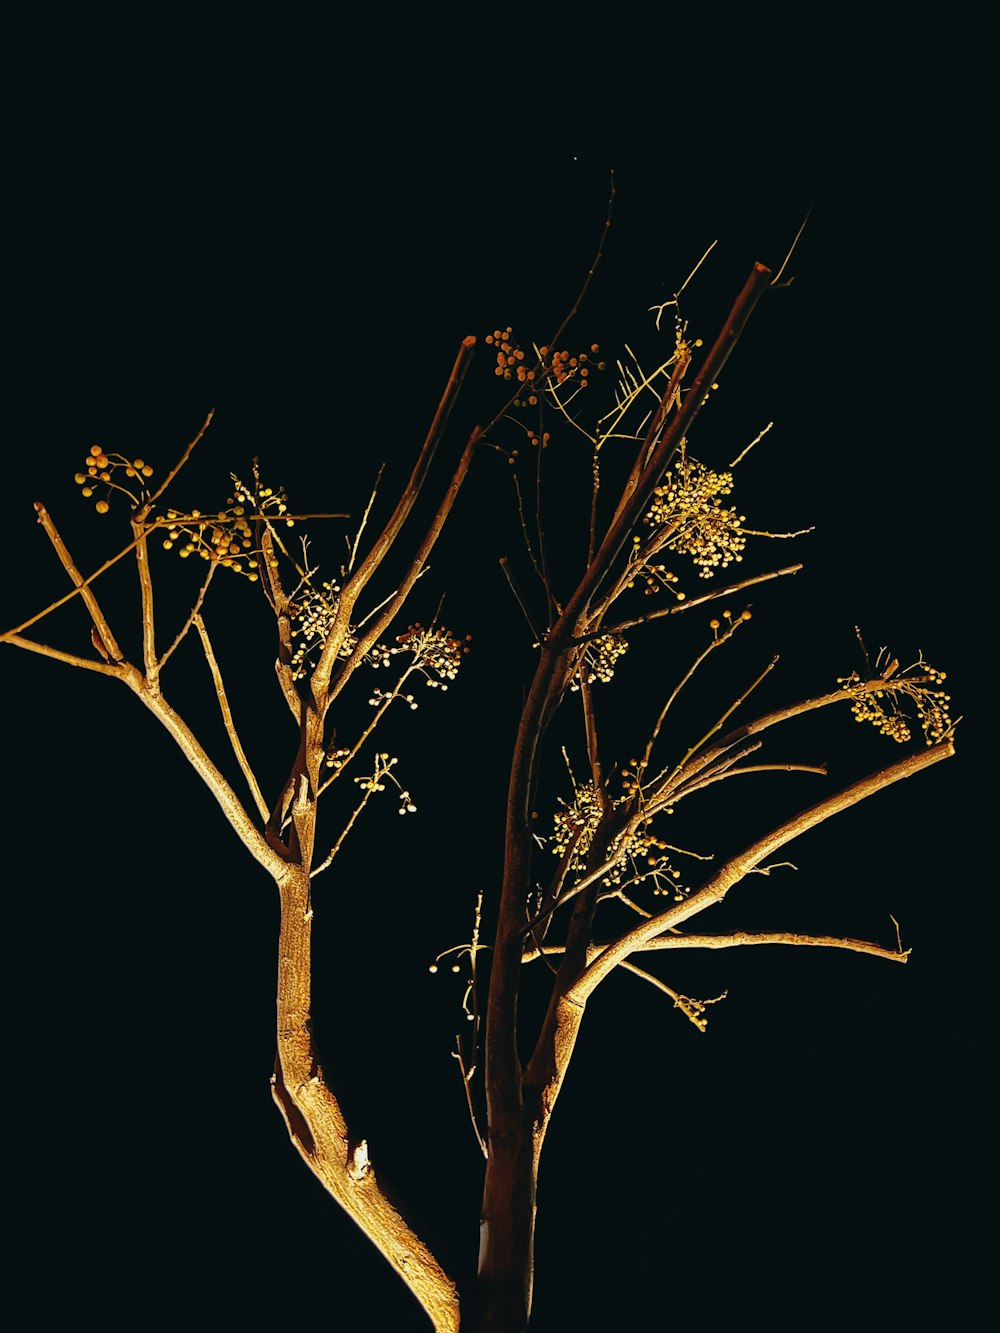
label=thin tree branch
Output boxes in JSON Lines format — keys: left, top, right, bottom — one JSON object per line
{"left": 132, "top": 518, "right": 159, "bottom": 692}
{"left": 135, "top": 409, "right": 214, "bottom": 520}
{"left": 2, "top": 633, "right": 121, "bottom": 675}
{"left": 499, "top": 556, "right": 544, "bottom": 640}
{"left": 322, "top": 423, "right": 481, "bottom": 712}
{"left": 194, "top": 613, "right": 270, "bottom": 822}
{"left": 453, "top": 1041, "right": 489, "bottom": 1161}
{"left": 312, "top": 337, "right": 477, "bottom": 698}
{"left": 619, "top": 961, "right": 725, "bottom": 1031}
{"left": 567, "top": 564, "right": 804, "bottom": 645}
{"left": 32, "top": 502, "right": 125, "bottom": 661}
{"left": 669, "top": 760, "right": 828, "bottom": 802}
{"left": 158, "top": 562, "right": 218, "bottom": 668}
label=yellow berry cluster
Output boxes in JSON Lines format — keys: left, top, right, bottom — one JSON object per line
{"left": 709, "top": 608, "right": 752, "bottom": 638}
{"left": 603, "top": 823, "right": 684, "bottom": 894}
{"left": 837, "top": 654, "right": 954, "bottom": 746}
{"left": 485, "top": 328, "right": 605, "bottom": 407}
{"left": 552, "top": 782, "right": 602, "bottom": 862}
{"left": 569, "top": 632, "right": 628, "bottom": 691}
{"left": 645, "top": 455, "right": 746, "bottom": 578}
{"left": 551, "top": 783, "right": 686, "bottom": 896}
{"left": 392, "top": 623, "right": 471, "bottom": 689}
{"left": 635, "top": 562, "right": 682, "bottom": 598}
{"left": 289, "top": 579, "right": 354, "bottom": 679}
{"left": 74, "top": 445, "right": 154, "bottom": 513}
{"left": 161, "top": 479, "right": 292, "bottom": 581}
{"left": 353, "top": 752, "right": 417, "bottom": 815}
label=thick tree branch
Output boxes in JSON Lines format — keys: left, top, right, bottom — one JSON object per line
{"left": 272, "top": 867, "right": 460, "bottom": 1331}
{"left": 568, "top": 740, "right": 954, "bottom": 1003}
{"left": 634, "top": 930, "right": 909, "bottom": 963}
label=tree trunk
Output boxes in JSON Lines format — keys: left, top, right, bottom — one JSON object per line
{"left": 470, "top": 1120, "right": 540, "bottom": 1332}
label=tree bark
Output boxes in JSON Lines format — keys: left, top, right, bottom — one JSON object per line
{"left": 470, "top": 1118, "right": 540, "bottom": 1333}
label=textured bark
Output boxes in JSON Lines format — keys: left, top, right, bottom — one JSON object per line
{"left": 271, "top": 866, "right": 462, "bottom": 1331}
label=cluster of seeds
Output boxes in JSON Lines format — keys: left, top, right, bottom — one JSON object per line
{"left": 626, "top": 547, "right": 683, "bottom": 598}
{"left": 289, "top": 579, "right": 355, "bottom": 678}
{"left": 551, "top": 783, "right": 686, "bottom": 895}
{"left": 603, "top": 824, "right": 685, "bottom": 894}
{"left": 645, "top": 454, "right": 746, "bottom": 578}
{"left": 392, "top": 623, "right": 471, "bottom": 689}
{"left": 570, "top": 632, "right": 628, "bottom": 690}
{"left": 74, "top": 446, "right": 154, "bottom": 512}
{"left": 162, "top": 504, "right": 257, "bottom": 575}
{"left": 353, "top": 752, "right": 416, "bottom": 815}
{"left": 552, "top": 781, "right": 602, "bottom": 862}
{"left": 162, "top": 478, "right": 292, "bottom": 580}
{"left": 485, "top": 328, "right": 605, "bottom": 407}
{"left": 837, "top": 653, "right": 954, "bottom": 746}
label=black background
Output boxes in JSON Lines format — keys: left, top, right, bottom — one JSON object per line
{"left": 3, "top": 22, "right": 992, "bottom": 1331}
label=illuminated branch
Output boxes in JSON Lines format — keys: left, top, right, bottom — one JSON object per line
{"left": 634, "top": 930, "right": 909, "bottom": 963}
{"left": 194, "top": 613, "right": 270, "bottom": 822}
{"left": 2, "top": 632, "right": 120, "bottom": 675}
{"left": 312, "top": 337, "right": 477, "bottom": 700}
{"left": 568, "top": 741, "right": 954, "bottom": 1004}
{"left": 32, "top": 502, "right": 124, "bottom": 661}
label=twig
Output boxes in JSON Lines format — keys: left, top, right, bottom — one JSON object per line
{"left": 312, "top": 338, "right": 477, "bottom": 697}
{"left": 499, "top": 557, "right": 543, "bottom": 640}
{"left": 452, "top": 1041, "right": 488, "bottom": 1160}
{"left": 194, "top": 613, "right": 270, "bottom": 821}
{"left": 159, "top": 562, "right": 218, "bottom": 668}
{"left": 2, "top": 633, "right": 120, "bottom": 675}
{"left": 567, "top": 564, "right": 804, "bottom": 646}
{"left": 32, "top": 503, "right": 124, "bottom": 661}
{"left": 135, "top": 409, "right": 215, "bottom": 520}
{"left": 770, "top": 208, "right": 813, "bottom": 288}
{"left": 132, "top": 518, "right": 159, "bottom": 692}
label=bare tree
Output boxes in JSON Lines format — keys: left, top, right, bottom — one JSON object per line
{"left": 1, "top": 222, "right": 956, "bottom": 1330}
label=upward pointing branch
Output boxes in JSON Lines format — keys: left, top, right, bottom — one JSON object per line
{"left": 556, "top": 261, "right": 774, "bottom": 633}
{"left": 311, "top": 336, "right": 477, "bottom": 704}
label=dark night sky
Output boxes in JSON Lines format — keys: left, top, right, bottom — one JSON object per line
{"left": 3, "top": 26, "right": 993, "bottom": 1330}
